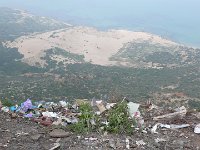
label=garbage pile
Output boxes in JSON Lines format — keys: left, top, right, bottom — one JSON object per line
{"left": 0, "top": 99, "right": 200, "bottom": 149}
{"left": 1, "top": 98, "right": 200, "bottom": 134}
{"left": 0, "top": 98, "right": 144, "bottom": 134}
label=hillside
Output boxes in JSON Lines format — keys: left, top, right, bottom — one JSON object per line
{"left": 6, "top": 26, "right": 179, "bottom": 68}
{"left": 0, "top": 7, "right": 71, "bottom": 75}
{"left": 1, "top": 8, "right": 200, "bottom": 103}
{"left": 5, "top": 26, "right": 200, "bottom": 69}
{"left": 0, "top": 7, "right": 71, "bottom": 41}
{"left": 2, "top": 7, "right": 200, "bottom": 70}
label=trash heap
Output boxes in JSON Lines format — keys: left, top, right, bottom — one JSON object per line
{"left": 1, "top": 98, "right": 200, "bottom": 149}
{"left": 0, "top": 98, "right": 145, "bottom": 134}
{"left": 1, "top": 98, "right": 200, "bottom": 134}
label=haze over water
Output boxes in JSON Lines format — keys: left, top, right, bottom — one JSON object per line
{"left": 0, "top": 0, "right": 200, "bottom": 47}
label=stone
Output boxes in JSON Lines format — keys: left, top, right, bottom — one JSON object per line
{"left": 109, "top": 139, "right": 116, "bottom": 149}
{"left": 49, "top": 129, "right": 70, "bottom": 138}
{"left": 31, "top": 134, "right": 42, "bottom": 141}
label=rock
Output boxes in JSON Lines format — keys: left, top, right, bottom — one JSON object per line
{"left": 31, "top": 134, "right": 42, "bottom": 141}
{"left": 10, "top": 113, "right": 17, "bottom": 119}
{"left": 109, "top": 139, "right": 116, "bottom": 149}
{"left": 49, "top": 129, "right": 70, "bottom": 138}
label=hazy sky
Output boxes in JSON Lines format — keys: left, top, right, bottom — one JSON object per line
{"left": 0, "top": 0, "right": 199, "bottom": 18}
{"left": 0, "top": 0, "right": 200, "bottom": 46}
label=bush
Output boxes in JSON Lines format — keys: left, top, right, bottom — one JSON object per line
{"left": 104, "top": 101, "right": 135, "bottom": 134}
{"left": 69, "top": 101, "right": 136, "bottom": 134}
{"left": 1, "top": 99, "right": 14, "bottom": 107}
{"left": 69, "top": 103, "right": 98, "bottom": 133}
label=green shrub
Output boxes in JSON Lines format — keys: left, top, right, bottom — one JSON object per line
{"left": 69, "top": 103, "right": 97, "bottom": 133}
{"left": 69, "top": 101, "right": 136, "bottom": 134}
{"left": 1, "top": 99, "right": 14, "bottom": 107}
{"left": 104, "top": 101, "right": 135, "bottom": 134}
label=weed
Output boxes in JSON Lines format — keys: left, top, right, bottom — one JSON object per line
{"left": 69, "top": 103, "right": 97, "bottom": 133}
{"left": 104, "top": 101, "right": 135, "bottom": 134}
{"left": 1, "top": 99, "right": 14, "bottom": 107}
{"left": 69, "top": 101, "right": 136, "bottom": 134}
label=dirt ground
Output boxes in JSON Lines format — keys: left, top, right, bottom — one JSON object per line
{"left": 1, "top": 110, "right": 200, "bottom": 150}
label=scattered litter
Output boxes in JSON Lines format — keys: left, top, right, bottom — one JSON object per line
{"left": 59, "top": 101, "right": 68, "bottom": 107}
{"left": 106, "top": 103, "right": 116, "bottom": 110}
{"left": 148, "top": 103, "right": 158, "bottom": 111}
{"left": 10, "top": 106, "right": 17, "bottom": 112}
{"left": 155, "top": 138, "right": 167, "bottom": 143}
{"left": 151, "top": 123, "right": 190, "bottom": 134}
{"left": 96, "top": 101, "right": 106, "bottom": 113}
{"left": 42, "top": 111, "right": 58, "bottom": 118}
{"left": 20, "top": 98, "right": 33, "bottom": 112}
{"left": 136, "top": 140, "right": 146, "bottom": 146}
{"left": 151, "top": 123, "right": 161, "bottom": 134}
{"left": 0, "top": 97, "right": 200, "bottom": 150}
{"left": 24, "top": 113, "right": 33, "bottom": 118}
{"left": 15, "top": 131, "right": 29, "bottom": 137}
{"left": 125, "top": 138, "right": 130, "bottom": 149}
{"left": 127, "top": 102, "right": 140, "bottom": 117}
{"left": 160, "top": 124, "right": 190, "bottom": 129}
{"left": 1, "top": 107, "right": 9, "bottom": 113}
{"left": 194, "top": 124, "right": 200, "bottom": 133}
{"left": 1, "top": 97, "right": 200, "bottom": 149}
{"left": 170, "top": 124, "right": 190, "bottom": 129}
{"left": 49, "top": 143, "right": 61, "bottom": 150}
{"left": 160, "top": 124, "right": 170, "bottom": 129}
{"left": 85, "top": 137, "right": 98, "bottom": 141}
{"left": 153, "top": 106, "right": 187, "bottom": 121}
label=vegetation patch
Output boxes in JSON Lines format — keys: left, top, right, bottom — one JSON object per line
{"left": 69, "top": 101, "right": 136, "bottom": 134}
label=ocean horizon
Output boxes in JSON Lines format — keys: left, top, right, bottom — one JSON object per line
{"left": 0, "top": 0, "right": 199, "bottom": 47}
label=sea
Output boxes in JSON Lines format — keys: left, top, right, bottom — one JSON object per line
{"left": 0, "top": 0, "right": 200, "bottom": 47}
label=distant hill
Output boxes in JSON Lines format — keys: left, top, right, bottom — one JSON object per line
{"left": 0, "top": 7, "right": 72, "bottom": 75}
{"left": 1, "top": 7, "right": 200, "bottom": 73}
{"left": 6, "top": 25, "right": 200, "bottom": 69}
{"left": 0, "top": 7, "right": 71, "bottom": 41}
{"left": 1, "top": 8, "right": 200, "bottom": 102}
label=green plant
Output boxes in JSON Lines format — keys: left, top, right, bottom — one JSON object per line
{"left": 104, "top": 101, "right": 135, "bottom": 134}
{"left": 1, "top": 99, "right": 14, "bottom": 107}
{"left": 69, "top": 103, "right": 97, "bottom": 133}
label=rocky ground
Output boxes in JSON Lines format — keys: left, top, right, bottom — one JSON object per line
{"left": 1, "top": 108, "right": 200, "bottom": 150}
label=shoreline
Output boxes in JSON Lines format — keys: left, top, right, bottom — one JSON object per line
{"left": 72, "top": 24, "right": 200, "bottom": 49}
